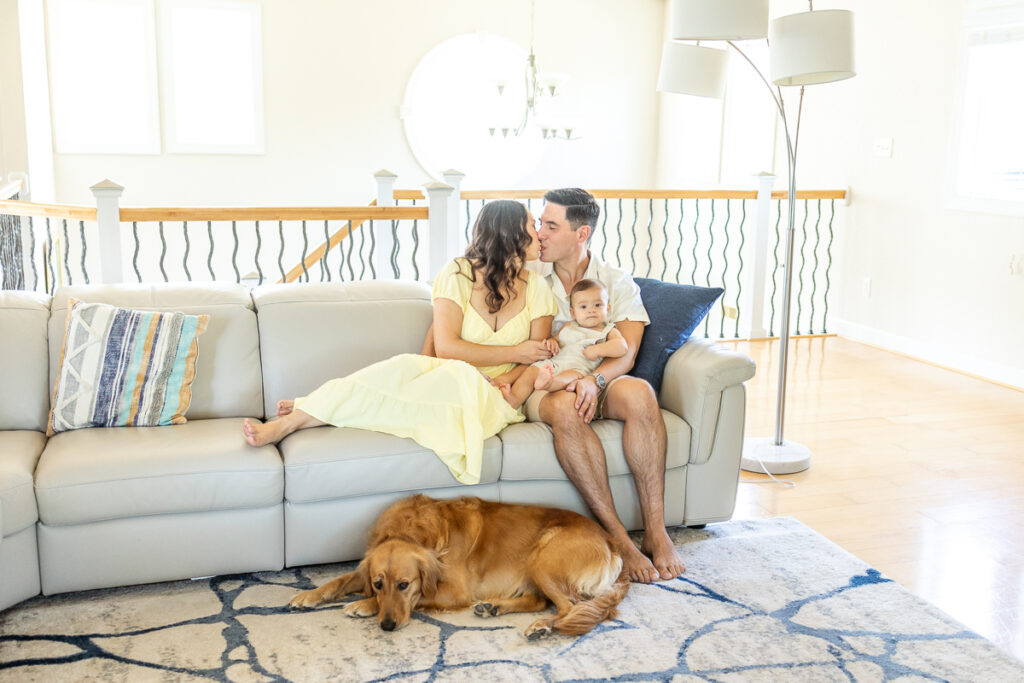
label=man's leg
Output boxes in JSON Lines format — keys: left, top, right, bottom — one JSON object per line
{"left": 535, "top": 391, "right": 660, "bottom": 583}
{"left": 601, "top": 377, "right": 685, "bottom": 580}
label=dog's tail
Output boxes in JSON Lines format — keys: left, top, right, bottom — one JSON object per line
{"left": 552, "top": 575, "right": 630, "bottom": 636}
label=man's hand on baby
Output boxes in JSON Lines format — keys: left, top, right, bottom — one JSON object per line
{"left": 515, "top": 340, "right": 554, "bottom": 364}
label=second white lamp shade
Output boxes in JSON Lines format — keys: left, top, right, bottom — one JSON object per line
{"left": 769, "top": 10, "right": 856, "bottom": 86}
{"left": 669, "top": 0, "right": 769, "bottom": 40}
{"left": 657, "top": 42, "right": 729, "bottom": 98}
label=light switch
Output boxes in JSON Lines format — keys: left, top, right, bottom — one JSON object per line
{"left": 873, "top": 137, "right": 893, "bottom": 158}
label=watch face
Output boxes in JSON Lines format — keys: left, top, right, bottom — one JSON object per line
{"left": 594, "top": 373, "right": 607, "bottom": 390}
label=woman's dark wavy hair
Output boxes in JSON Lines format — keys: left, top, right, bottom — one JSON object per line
{"left": 462, "top": 200, "right": 531, "bottom": 314}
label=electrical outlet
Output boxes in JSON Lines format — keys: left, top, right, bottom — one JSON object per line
{"left": 862, "top": 277, "right": 872, "bottom": 297}
{"left": 873, "top": 137, "right": 893, "bottom": 158}
{"left": 723, "top": 305, "right": 738, "bottom": 319}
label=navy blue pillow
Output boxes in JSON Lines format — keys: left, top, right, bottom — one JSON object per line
{"left": 631, "top": 278, "right": 723, "bottom": 393}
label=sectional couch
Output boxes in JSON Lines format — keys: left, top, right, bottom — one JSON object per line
{"left": 0, "top": 280, "right": 756, "bottom": 612}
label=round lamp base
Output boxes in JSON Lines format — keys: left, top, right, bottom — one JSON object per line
{"left": 741, "top": 437, "right": 811, "bottom": 474}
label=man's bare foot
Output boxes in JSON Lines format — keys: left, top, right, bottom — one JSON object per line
{"left": 242, "top": 418, "right": 290, "bottom": 447}
{"left": 534, "top": 363, "right": 554, "bottom": 391}
{"left": 641, "top": 528, "right": 686, "bottom": 580}
{"left": 276, "top": 400, "right": 294, "bottom": 417}
{"left": 614, "top": 538, "right": 660, "bottom": 583}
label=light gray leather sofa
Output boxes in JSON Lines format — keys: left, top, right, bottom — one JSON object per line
{"left": 0, "top": 279, "right": 756, "bottom": 612}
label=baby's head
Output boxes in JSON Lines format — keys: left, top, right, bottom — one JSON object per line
{"left": 569, "top": 279, "right": 609, "bottom": 329}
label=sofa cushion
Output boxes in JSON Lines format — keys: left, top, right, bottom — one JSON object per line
{"left": 498, "top": 410, "right": 691, "bottom": 480}
{"left": 281, "top": 426, "right": 502, "bottom": 503}
{"left": 34, "top": 418, "right": 282, "bottom": 526}
{"left": 50, "top": 284, "right": 262, "bottom": 420}
{"left": 0, "top": 430, "right": 45, "bottom": 535}
{"left": 252, "top": 281, "right": 433, "bottom": 418}
{"left": 49, "top": 299, "right": 210, "bottom": 434}
{"left": 0, "top": 291, "right": 50, "bottom": 431}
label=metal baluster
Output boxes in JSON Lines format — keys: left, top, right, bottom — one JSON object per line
{"left": 79, "top": 220, "right": 89, "bottom": 284}
{"left": 614, "top": 199, "right": 623, "bottom": 268}
{"left": 357, "top": 214, "right": 367, "bottom": 280}
{"left": 704, "top": 200, "right": 715, "bottom": 337}
{"left": 795, "top": 199, "right": 809, "bottom": 335}
{"left": 346, "top": 220, "right": 356, "bottom": 281}
{"left": 132, "top": 222, "right": 142, "bottom": 282}
{"left": 299, "top": 221, "right": 309, "bottom": 282}
{"left": 390, "top": 219, "right": 400, "bottom": 278}
{"left": 659, "top": 198, "right": 669, "bottom": 280}
{"left": 321, "top": 220, "right": 331, "bottom": 282}
{"left": 62, "top": 219, "right": 71, "bottom": 285}
{"left": 411, "top": 219, "right": 420, "bottom": 280}
{"left": 629, "top": 199, "right": 639, "bottom": 273}
{"left": 206, "top": 221, "right": 215, "bottom": 280}
{"left": 675, "top": 199, "right": 684, "bottom": 285}
{"left": 720, "top": 200, "right": 731, "bottom": 338}
{"left": 337, "top": 220, "right": 346, "bottom": 282}
{"left": 158, "top": 221, "right": 168, "bottom": 282}
{"left": 277, "top": 220, "right": 286, "bottom": 282}
{"left": 809, "top": 199, "right": 822, "bottom": 334}
{"left": 231, "top": 220, "right": 240, "bottom": 283}
{"left": 690, "top": 200, "right": 700, "bottom": 285}
{"left": 822, "top": 199, "right": 836, "bottom": 334}
{"left": 28, "top": 216, "right": 38, "bottom": 291}
{"left": 734, "top": 200, "right": 747, "bottom": 338}
{"left": 644, "top": 198, "right": 654, "bottom": 277}
{"left": 45, "top": 218, "right": 55, "bottom": 294}
{"left": 768, "top": 201, "right": 782, "bottom": 337}
{"left": 182, "top": 221, "right": 192, "bottom": 282}
{"left": 599, "top": 199, "right": 609, "bottom": 262}
{"left": 464, "top": 199, "right": 471, "bottom": 245}
{"left": 367, "top": 215, "right": 376, "bottom": 279}
{"left": 254, "top": 221, "right": 264, "bottom": 285}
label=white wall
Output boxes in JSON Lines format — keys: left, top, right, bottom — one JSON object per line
{"left": 37, "top": 0, "right": 664, "bottom": 206}
{"left": 0, "top": 0, "right": 28, "bottom": 182}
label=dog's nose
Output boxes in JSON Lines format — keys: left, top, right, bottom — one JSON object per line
{"left": 380, "top": 618, "right": 396, "bottom": 631}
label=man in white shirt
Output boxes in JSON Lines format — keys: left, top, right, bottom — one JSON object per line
{"left": 525, "top": 188, "right": 685, "bottom": 583}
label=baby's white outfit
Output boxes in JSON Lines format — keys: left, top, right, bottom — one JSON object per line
{"left": 535, "top": 322, "right": 616, "bottom": 375}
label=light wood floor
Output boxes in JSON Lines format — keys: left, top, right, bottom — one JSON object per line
{"left": 724, "top": 336, "right": 1024, "bottom": 661}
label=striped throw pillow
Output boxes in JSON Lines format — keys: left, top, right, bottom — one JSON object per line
{"left": 48, "top": 298, "right": 210, "bottom": 434}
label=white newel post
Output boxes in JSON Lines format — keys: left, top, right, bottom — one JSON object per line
{"left": 90, "top": 179, "right": 125, "bottom": 284}
{"left": 738, "top": 173, "right": 775, "bottom": 339}
{"left": 441, "top": 169, "right": 465, "bottom": 253}
{"left": 425, "top": 181, "right": 455, "bottom": 281}
{"left": 373, "top": 169, "right": 398, "bottom": 279}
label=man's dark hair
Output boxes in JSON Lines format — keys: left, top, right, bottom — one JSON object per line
{"left": 544, "top": 188, "right": 600, "bottom": 231}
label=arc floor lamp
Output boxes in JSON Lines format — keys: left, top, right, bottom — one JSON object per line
{"left": 658, "top": 0, "right": 855, "bottom": 474}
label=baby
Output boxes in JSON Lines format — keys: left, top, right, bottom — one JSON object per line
{"left": 499, "top": 279, "right": 628, "bottom": 409}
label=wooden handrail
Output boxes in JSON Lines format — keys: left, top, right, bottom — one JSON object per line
{"left": 397, "top": 188, "right": 847, "bottom": 201}
{"left": 119, "top": 206, "right": 428, "bottom": 222}
{"left": 0, "top": 179, "right": 23, "bottom": 201}
{"left": 0, "top": 199, "right": 97, "bottom": 220}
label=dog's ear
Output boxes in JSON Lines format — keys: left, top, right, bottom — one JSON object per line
{"left": 358, "top": 559, "right": 373, "bottom": 596}
{"left": 417, "top": 550, "right": 443, "bottom": 599}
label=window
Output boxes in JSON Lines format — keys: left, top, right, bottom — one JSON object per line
{"left": 48, "top": 0, "right": 160, "bottom": 154}
{"left": 949, "top": 1, "right": 1024, "bottom": 215}
{"left": 161, "top": 0, "right": 264, "bottom": 153}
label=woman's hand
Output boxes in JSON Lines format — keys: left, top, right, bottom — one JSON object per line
{"left": 514, "top": 340, "right": 554, "bottom": 364}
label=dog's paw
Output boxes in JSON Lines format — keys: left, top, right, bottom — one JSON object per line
{"left": 473, "top": 602, "right": 499, "bottom": 618}
{"left": 524, "top": 620, "right": 553, "bottom": 641}
{"left": 343, "top": 599, "right": 378, "bottom": 618}
{"left": 289, "top": 590, "right": 323, "bottom": 609}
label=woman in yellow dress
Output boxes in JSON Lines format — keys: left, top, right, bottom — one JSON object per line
{"left": 242, "top": 200, "right": 557, "bottom": 484}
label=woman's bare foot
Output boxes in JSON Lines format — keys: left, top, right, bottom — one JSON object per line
{"left": 614, "top": 537, "right": 660, "bottom": 583}
{"left": 243, "top": 418, "right": 289, "bottom": 447}
{"left": 641, "top": 528, "right": 686, "bottom": 580}
{"left": 276, "top": 400, "right": 294, "bottom": 417}
{"left": 534, "top": 363, "right": 555, "bottom": 391}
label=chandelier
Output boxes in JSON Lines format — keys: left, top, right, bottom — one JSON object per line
{"left": 488, "top": 0, "right": 578, "bottom": 140}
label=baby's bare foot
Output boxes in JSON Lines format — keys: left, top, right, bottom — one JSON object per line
{"left": 534, "top": 363, "right": 555, "bottom": 391}
{"left": 276, "top": 400, "right": 294, "bottom": 417}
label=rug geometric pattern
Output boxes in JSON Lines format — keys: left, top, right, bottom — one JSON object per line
{"left": 1, "top": 517, "right": 1021, "bottom": 681}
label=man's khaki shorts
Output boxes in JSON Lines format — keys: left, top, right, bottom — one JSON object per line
{"left": 523, "top": 375, "right": 629, "bottom": 423}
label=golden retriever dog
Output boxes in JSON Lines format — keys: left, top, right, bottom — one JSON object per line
{"left": 289, "top": 495, "right": 629, "bottom": 639}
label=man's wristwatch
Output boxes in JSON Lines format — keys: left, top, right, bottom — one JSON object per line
{"left": 591, "top": 373, "right": 607, "bottom": 391}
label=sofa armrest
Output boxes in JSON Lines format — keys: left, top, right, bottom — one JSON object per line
{"left": 658, "top": 336, "right": 756, "bottom": 465}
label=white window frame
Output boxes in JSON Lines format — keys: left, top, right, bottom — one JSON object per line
{"left": 947, "top": 0, "right": 1024, "bottom": 216}
{"left": 47, "top": 0, "right": 161, "bottom": 155}
{"left": 160, "top": 0, "right": 265, "bottom": 155}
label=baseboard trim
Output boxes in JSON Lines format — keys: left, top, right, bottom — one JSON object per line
{"left": 832, "top": 318, "right": 1024, "bottom": 392}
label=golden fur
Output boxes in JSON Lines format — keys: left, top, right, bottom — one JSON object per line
{"left": 289, "top": 495, "right": 629, "bottom": 639}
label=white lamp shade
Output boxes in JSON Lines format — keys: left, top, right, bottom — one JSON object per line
{"left": 669, "top": 0, "right": 769, "bottom": 41}
{"left": 769, "top": 10, "right": 856, "bottom": 86}
{"left": 657, "top": 42, "right": 729, "bottom": 98}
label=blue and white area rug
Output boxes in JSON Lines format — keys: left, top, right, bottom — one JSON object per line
{"left": 1, "top": 517, "right": 1022, "bottom": 682}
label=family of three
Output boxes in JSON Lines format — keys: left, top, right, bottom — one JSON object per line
{"left": 242, "top": 188, "right": 685, "bottom": 583}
